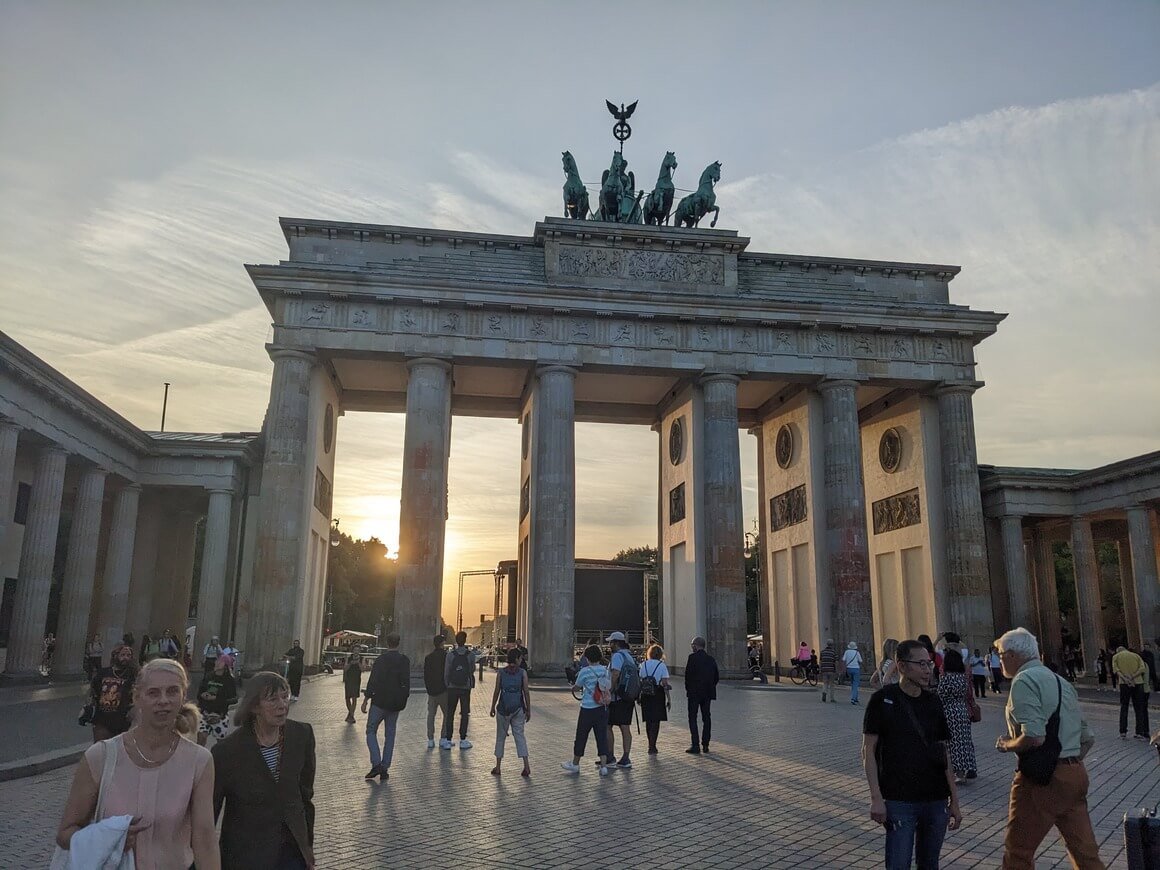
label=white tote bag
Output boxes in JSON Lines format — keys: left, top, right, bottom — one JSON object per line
{"left": 49, "top": 736, "right": 135, "bottom": 870}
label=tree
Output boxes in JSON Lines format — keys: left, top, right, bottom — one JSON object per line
{"left": 612, "top": 546, "right": 656, "bottom": 567}
{"left": 324, "top": 532, "right": 397, "bottom": 636}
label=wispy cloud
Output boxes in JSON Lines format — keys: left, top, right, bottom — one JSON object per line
{"left": 2, "top": 86, "right": 1156, "bottom": 621}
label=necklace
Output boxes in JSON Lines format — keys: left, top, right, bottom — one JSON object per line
{"left": 127, "top": 730, "right": 178, "bottom": 766}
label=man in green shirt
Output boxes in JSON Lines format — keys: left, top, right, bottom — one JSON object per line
{"left": 1111, "top": 645, "right": 1150, "bottom": 740}
{"left": 994, "top": 627, "right": 1103, "bottom": 870}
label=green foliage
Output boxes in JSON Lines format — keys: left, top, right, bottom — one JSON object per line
{"left": 324, "top": 532, "right": 397, "bottom": 635}
{"left": 612, "top": 546, "right": 656, "bottom": 566}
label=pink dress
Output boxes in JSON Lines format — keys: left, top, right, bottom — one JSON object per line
{"left": 84, "top": 734, "right": 211, "bottom": 870}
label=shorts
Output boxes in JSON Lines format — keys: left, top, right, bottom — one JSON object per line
{"left": 198, "top": 712, "right": 231, "bottom": 741}
{"left": 608, "top": 698, "right": 634, "bottom": 726}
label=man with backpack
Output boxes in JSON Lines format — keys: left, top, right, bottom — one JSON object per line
{"left": 423, "top": 635, "right": 448, "bottom": 748}
{"left": 362, "top": 633, "right": 411, "bottom": 781}
{"left": 606, "top": 631, "right": 639, "bottom": 769}
{"left": 489, "top": 647, "right": 531, "bottom": 776}
{"left": 442, "top": 630, "right": 477, "bottom": 750}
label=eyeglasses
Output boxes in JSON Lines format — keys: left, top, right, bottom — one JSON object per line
{"left": 901, "top": 659, "right": 934, "bottom": 668}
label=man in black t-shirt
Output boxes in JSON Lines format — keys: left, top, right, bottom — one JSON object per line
{"left": 863, "top": 639, "right": 962, "bottom": 870}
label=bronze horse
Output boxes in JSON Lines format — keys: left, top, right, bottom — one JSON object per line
{"left": 673, "top": 161, "right": 721, "bottom": 228}
{"left": 643, "top": 151, "right": 678, "bottom": 226}
{"left": 561, "top": 151, "right": 589, "bottom": 220}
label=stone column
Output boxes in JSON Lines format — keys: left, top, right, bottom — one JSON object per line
{"left": 701, "top": 374, "right": 747, "bottom": 674}
{"left": 247, "top": 347, "right": 316, "bottom": 668}
{"left": 124, "top": 500, "right": 162, "bottom": 641}
{"left": 194, "top": 489, "right": 234, "bottom": 652}
{"left": 1030, "top": 527, "right": 1063, "bottom": 666}
{"left": 1127, "top": 505, "right": 1160, "bottom": 647}
{"left": 1000, "top": 515, "right": 1033, "bottom": 631}
{"left": 97, "top": 485, "right": 141, "bottom": 653}
{"left": 163, "top": 511, "right": 199, "bottom": 637}
{"left": 0, "top": 420, "right": 20, "bottom": 553}
{"left": 817, "top": 379, "right": 873, "bottom": 652}
{"left": 5, "top": 445, "right": 67, "bottom": 673}
{"left": 1116, "top": 538, "right": 1141, "bottom": 649}
{"left": 1070, "top": 516, "right": 1104, "bottom": 674}
{"left": 525, "top": 365, "right": 576, "bottom": 675}
{"left": 394, "top": 358, "right": 453, "bottom": 670}
{"left": 936, "top": 384, "right": 993, "bottom": 647}
{"left": 55, "top": 467, "right": 108, "bottom": 673}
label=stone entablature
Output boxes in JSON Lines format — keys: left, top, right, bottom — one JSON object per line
{"left": 250, "top": 218, "right": 1004, "bottom": 395}
{"left": 980, "top": 452, "right": 1160, "bottom": 518}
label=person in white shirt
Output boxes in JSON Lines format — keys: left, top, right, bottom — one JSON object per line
{"left": 968, "top": 648, "right": 989, "bottom": 698}
{"left": 638, "top": 644, "right": 672, "bottom": 754}
{"left": 843, "top": 642, "right": 864, "bottom": 705}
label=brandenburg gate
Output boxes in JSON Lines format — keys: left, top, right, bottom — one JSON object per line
{"left": 242, "top": 212, "right": 1004, "bottom": 675}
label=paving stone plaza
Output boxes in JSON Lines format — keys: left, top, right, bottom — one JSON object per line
{"left": 0, "top": 675, "right": 1153, "bottom": 869}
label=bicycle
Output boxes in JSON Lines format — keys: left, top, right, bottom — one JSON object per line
{"left": 788, "top": 661, "right": 819, "bottom": 686}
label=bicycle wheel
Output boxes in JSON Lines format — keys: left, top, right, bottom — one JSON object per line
{"left": 807, "top": 669, "right": 818, "bottom": 687}
{"left": 571, "top": 683, "right": 584, "bottom": 701}
{"left": 789, "top": 667, "right": 804, "bottom": 686}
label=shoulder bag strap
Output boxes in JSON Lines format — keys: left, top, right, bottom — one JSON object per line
{"left": 94, "top": 735, "right": 119, "bottom": 821}
{"left": 899, "top": 693, "right": 932, "bottom": 749}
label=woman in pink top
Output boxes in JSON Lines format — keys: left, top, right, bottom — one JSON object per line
{"left": 56, "top": 658, "right": 220, "bottom": 870}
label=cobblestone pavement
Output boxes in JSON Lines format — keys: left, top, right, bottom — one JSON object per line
{"left": 1, "top": 674, "right": 1153, "bottom": 869}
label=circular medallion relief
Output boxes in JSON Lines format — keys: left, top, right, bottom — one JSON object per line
{"left": 323, "top": 404, "right": 335, "bottom": 454}
{"left": 879, "top": 427, "right": 903, "bottom": 474}
{"left": 668, "top": 417, "right": 685, "bottom": 466}
{"left": 775, "top": 424, "right": 794, "bottom": 469}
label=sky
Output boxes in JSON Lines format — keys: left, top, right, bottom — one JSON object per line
{"left": 2, "top": 1, "right": 1158, "bottom": 625}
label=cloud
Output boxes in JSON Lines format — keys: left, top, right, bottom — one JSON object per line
{"left": 2, "top": 85, "right": 1156, "bottom": 622}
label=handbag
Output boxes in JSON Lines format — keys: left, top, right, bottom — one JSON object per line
{"left": 1016, "top": 675, "right": 1063, "bottom": 785}
{"left": 900, "top": 691, "right": 947, "bottom": 771}
{"left": 965, "top": 680, "right": 982, "bottom": 723}
{"left": 50, "top": 735, "right": 133, "bottom": 869}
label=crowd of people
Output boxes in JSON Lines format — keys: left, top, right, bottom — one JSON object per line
{"left": 50, "top": 619, "right": 1156, "bottom": 870}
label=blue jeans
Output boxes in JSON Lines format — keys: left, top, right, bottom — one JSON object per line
{"left": 848, "top": 668, "right": 861, "bottom": 702}
{"left": 884, "top": 799, "right": 948, "bottom": 870}
{"left": 366, "top": 705, "right": 399, "bottom": 769}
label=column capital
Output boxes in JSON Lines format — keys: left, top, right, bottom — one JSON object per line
{"left": 80, "top": 465, "right": 110, "bottom": 480}
{"left": 0, "top": 417, "right": 20, "bottom": 432}
{"left": 40, "top": 444, "right": 69, "bottom": 458}
{"left": 405, "top": 356, "right": 453, "bottom": 374}
{"left": 816, "top": 377, "right": 864, "bottom": 393}
{"left": 1125, "top": 504, "right": 1154, "bottom": 518}
{"left": 934, "top": 380, "right": 985, "bottom": 397}
{"left": 120, "top": 483, "right": 143, "bottom": 493}
{"left": 536, "top": 364, "right": 579, "bottom": 379}
{"left": 698, "top": 372, "right": 741, "bottom": 387}
{"left": 206, "top": 487, "right": 234, "bottom": 497}
{"left": 265, "top": 345, "right": 317, "bottom": 365}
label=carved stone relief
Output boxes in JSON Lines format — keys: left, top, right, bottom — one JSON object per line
{"left": 775, "top": 424, "right": 793, "bottom": 469}
{"left": 669, "top": 482, "right": 686, "bottom": 524}
{"left": 558, "top": 245, "right": 724, "bottom": 285}
{"left": 872, "top": 488, "right": 921, "bottom": 534}
{"left": 769, "top": 484, "right": 807, "bottom": 532}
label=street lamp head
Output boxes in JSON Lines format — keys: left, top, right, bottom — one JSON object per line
{"left": 329, "top": 518, "right": 341, "bottom": 548}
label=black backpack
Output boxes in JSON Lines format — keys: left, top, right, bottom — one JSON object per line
{"left": 448, "top": 649, "right": 472, "bottom": 689}
{"left": 639, "top": 660, "right": 661, "bottom": 698}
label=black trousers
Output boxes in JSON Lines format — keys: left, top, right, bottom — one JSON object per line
{"left": 990, "top": 668, "right": 1004, "bottom": 693}
{"left": 687, "top": 696, "right": 712, "bottom": 748}
{"left": 288, "top": 668, "right": 303, "bottom": 697}
{"left": 443, "top": 688, "right": 471, "bottom": 740}
{"left": 1120, "top": 684, "right": 1150, "bottom": 737}
{"left": 972, "top": 674, "right": 987, "bottom": 698}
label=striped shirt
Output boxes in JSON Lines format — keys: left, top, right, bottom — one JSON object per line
{"left": 819, "top": 646, "right": 837, "bottom": 674}
{"left": 259, "top": 743, "right": 280, "bottom": 780}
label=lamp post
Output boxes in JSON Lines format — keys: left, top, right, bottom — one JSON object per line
{"left": 329, "top": 518, "right": 341, "bottom": 548}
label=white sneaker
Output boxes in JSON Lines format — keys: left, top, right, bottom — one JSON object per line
{"left": 560, "top": 761, "right": 581, "bottom": 773}
{"left": 459, "top": 739, "right": 473, "bottom": 749}
{"left": 599, "top": 765, "right": 610, "bottom": 776}
{"left": 440, "top": 739, "right": 453, "bottom": 749}
{"left": 427, "top": 739, "right": 435, "bottom": 749}
{"left": 291, "top": 696, "right": 299, "bottom": 702}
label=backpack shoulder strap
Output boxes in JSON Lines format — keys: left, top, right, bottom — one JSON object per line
{"left": 94, "top": 736, "right": 119, "bottom": 821}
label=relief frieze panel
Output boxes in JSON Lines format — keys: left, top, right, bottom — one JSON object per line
{"left": 557, "top": 245, "right": 724, "bottom": 286}
{"left": 770, "top": 484, "right": 808, "bottom": 532}
{"left": 871, "top": 488, "right": 922, "bottom": 535}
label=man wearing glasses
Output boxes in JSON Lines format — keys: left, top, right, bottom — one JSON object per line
{"left": 995, "top": 627, "right": 1102, "bottom": 869}
{"left": 862, "top": 639, "right": 962, "bottom": 869}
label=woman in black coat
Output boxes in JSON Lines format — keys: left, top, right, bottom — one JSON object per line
{"left": 212, "top": 671, "right": 315, "bottom": 869}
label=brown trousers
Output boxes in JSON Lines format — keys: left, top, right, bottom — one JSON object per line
{"left": 1002, "top": 762, "right": 1104, "bottom": 869}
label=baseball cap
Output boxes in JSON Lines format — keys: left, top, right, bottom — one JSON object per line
{"left": 606, "top": 631, "right": 626, "bottom": 642}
